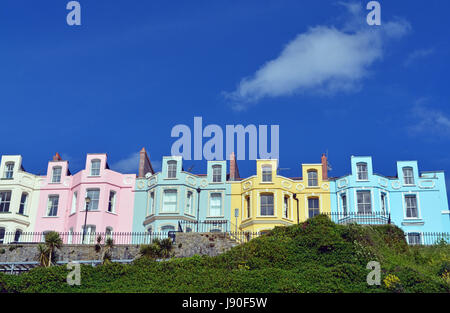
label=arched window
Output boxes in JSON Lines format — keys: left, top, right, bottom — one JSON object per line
{"left": 51, "top": 166, "right": 62, "bottom": 183}
{"left": 13, "top": 229, "right": 22, "bottom": 242}
{"left": 262, "top": 165, "right": 272, "bottom": 182}
{"left": 212, "top": 165, "right": 222, "bottom": 182}
{"left": 0, "top": 227, "right": 5, "bottom": 244}
{"left": 90, "top": 159, "right": 101, "bottom": 176}
{"left": 307, "top": 170, "right": 318, "bottom": 187}
{"left": 167, "top": 160, "right": 177, "bottom": 178}
{"left": 403, "top": 167, "right": 414, "bottom": 185}
{"left": 161, "top": 225, "right": 175, "bottom": 233}
{"left": 356, "top": 162, "right": 368, "bottom": 180}
{"left": 4, "top": 162, "right": 14, "bottom": 179}
{"left": 18, "top": 192, "right": 28, "bottom": 215}
{"left": 105, "top": 227, "right": 113, "bottom": 240}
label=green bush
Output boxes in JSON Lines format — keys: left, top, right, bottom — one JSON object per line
{"left": 1, "top": 214, "right": 449, "bottom": 293}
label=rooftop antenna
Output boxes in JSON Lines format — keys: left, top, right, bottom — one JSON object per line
{"left": 326, "top": 149, "right": 333, "bottom": 172}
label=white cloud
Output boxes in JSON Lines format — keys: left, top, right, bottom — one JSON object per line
{"left": 111, "top": 153, "right": 162, "bottom": 173}
{"left": 403, "top": 48, "right": 434, "bottom": 67}
{"left": 111, "top": 153, "right": 140, "bottom": 173}
{"left": 410, "top": 101, "right": 450, "bottom": 137}
{"left": 224, "top": 3, "right": 410, "bottom": 111}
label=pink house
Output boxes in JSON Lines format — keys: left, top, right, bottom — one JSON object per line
{"left": 34, "top": 153, "right": 136, "bottom": 243}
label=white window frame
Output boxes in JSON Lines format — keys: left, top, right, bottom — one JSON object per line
{"left": 406, "top": 232, "right": 422, "bottom": 245}
{"left": 260, "top": 193, "right": 274, "bottom": 216}
{"left": 167, "top": 161, "right": 177, "bottom": 179}
{"left": 261, "top": 165, "right": 272, "bottom": 183}
{"left": 90, "top": 159, "right": 101, "bottom": 176}
{"left": 51, "top": 166, "right": 62, "bottom": 183}
{"left": 81, "top": 225, "right": 96, "bottom": 244}
{"left": 356, "top": 190, "right": 372, "bottom": 215}
{"left": 404, "top": 194, "right": 419, "bottom": 219}
{"left": 212, "top": 165, "right": 222, "bottom": 183}
{"left": 0, "top": 191, "right": 12, "bottom": 213}
{"left": 185, "top": 191, "right": 194, "bottom": 215}
{"left": 86, "top": 189, "right": 100, "bottom": 211}
{"left": 47, "top": 195, "right": 59, "bottom": 217}
{"left": 108, "top": 190, "right": 116, "bottom": 213}
{"left": 308, "top": 197, "right": 320, "bottom": 218}
{"left": 161, "top": 189, "right": 178, "bottom": 213}
{"left": 71, "top": 191, "right": 78, "bottom": 214}
{"left": 4, "top": 163, "right": 14, "bottom": 179}
{"left": 403, "top": 167, "right": 415, "bottom": 185}
{"left": 356, "top": 163, "right": 369, "bottom": 181}
{"left": 209, "top": 192, "right": 223, "bottom": 217}
{"left": 148, "top": 190, "right": 155, "bottom": 216}
{"left": 18, "top": 192, "right": 28, "bottom": 215}
{"left": 307, "top": 170, "right": 318, "bottom": 187}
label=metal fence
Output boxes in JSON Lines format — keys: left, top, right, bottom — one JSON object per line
{"left": 178, "top": 220, "right": 230, "bottom": 233}
{"left": 0, "top": 231, "right": 171, "bottom": 245}
{"left": 407, "top": 232, "right": 450, "bottom": 245}
{"left": 324, "top": 212, "right": 391, "bottom": 225}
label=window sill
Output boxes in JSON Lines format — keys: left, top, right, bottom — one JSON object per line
{"left": 105, "top": 211, "right": 117, "bottom": 216}
{"left": 69, "top": 212, "right": 76, "bottom": 217}
{"left": 164, "top": 178, "right": 178, "bottom": 180}
{"left": 356, "top": 179, "right": 369, "bottom": 182}
{"left": 260, "top": 182, "right": 274, "bottom": 184}
{"left": 87, "top": 175, "right": 101, "bottom": 178}
{"left": 210, "top": 182, "right": 223, "bottom": 184}
{"left": 206, "top": 216, "right": 225, "bottom": 219}
{"left": 185, "top": 213, "right": 196, "bottom": 218}
{"left": 0, "top": 178, "right": 14, "bottom": 180}
{"left": 256, "top": 215, "right": 277, "bottom": 218}
{"left": 0, "top": 211, "right": 12, "bottom": 214}
{"left": 402, "top": 184, "right": 416, "bottom": 187}
{"left": 79, "top": 210, "right": 100, "bottom": 213}
{"left": 159, "top": 211, "right": 179, "bottom": 214}
{"left": 307, "top": 186, "right": 320, "bottom": 188}
{"left": 48, "top": 182, "right": 62, "bottom": 185}
{"left": 42, "top": 216, "right": 59, "bottom": 218}
{"left": 16, "top": 213, "right": 29, "bottom": 217}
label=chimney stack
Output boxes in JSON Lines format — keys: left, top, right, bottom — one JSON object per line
{"left": 321, "top": 153, "right": 328, "bottom": 180}
{"left": 138, "top": 147, "right": 154, "bottom": 178}
{"left": 229, "top": 152, "right": 240, "bottom": 181}
{"left": 53, "top": 152, "right": 62, "bottom": 161}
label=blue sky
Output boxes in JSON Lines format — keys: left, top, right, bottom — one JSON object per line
{"left": 1, "top": 1, "right": 449, "bottom": 199}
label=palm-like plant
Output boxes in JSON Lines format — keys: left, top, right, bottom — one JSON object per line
{"left": 37, "top": 244, "right": 49, "bottom": 267}
{"left": 102, "top": 237, "right": 114, "bottom": 264}
{"left": 44, "top": 231, "right": 63, "bottom": 267}
{"left": 159, "top": 238, "right": 173, "bottom": 259}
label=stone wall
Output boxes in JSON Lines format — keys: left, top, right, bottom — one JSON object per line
{"left": 0, "top": 232, "right": 238, "bottom": 263}
{"left": 173, "top": 232, "right": 238, "bottom": 258}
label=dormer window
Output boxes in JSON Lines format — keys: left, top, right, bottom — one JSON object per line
{"left": 403, "top": 167, "right": 414, "bottom": 185}
{"left": 51, "top": 166, "right": 62, "bottom": 183}
{"left": 4, "top": 162, "right": 14, "bottom": 179}
{"left": 167, "top": 160, "right": 177, "bottom": 178}
{"left": 262, "top": 165, "right": 272, "bottom": 182}
{"left": 307, "top": 170, "right": 318, "bottom": 187}
{"left": 212, "top": 165, "right": 222, "bottom": 182}
{"left": 357, "top": 162, "right": 368, "bottom": 180}
{"left": 90, "top": 159, "right": 101, "bottom": 176}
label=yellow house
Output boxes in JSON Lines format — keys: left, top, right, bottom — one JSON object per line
{"left": 229, "top": 154, "right": 331, "bottom": 233}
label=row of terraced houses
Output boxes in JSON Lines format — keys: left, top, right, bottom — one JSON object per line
{"left": 0, "top": 149, "right": 449, "bottom": 245}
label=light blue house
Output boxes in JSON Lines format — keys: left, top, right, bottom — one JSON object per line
{"left": 132, "top": 149, "right": 231, "bottom": 236}
{"left": 330, "top": 156, "right": 450, "bottom": 244}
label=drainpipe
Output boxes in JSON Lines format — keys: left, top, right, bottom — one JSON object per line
{"left": 293, "top": 194, "right": 299, "bottom": 224}
{"left": 196, "top": 187, "right": 201, "bottom": 232}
